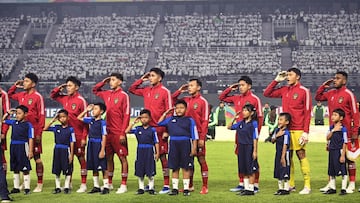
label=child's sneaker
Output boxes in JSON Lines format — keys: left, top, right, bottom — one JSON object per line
{"left": 88, "top": 187, "right": 101, "bottom": 194}
{"left": 339, "top": 189, "right": 347, "bottom": 195}
{"left": 136, "top": 189, "right": 144, "bottom": 195}
{"left": 76, "top": 184, "right": 87, "bottom": 193}
{"left": 299, "top": 187, "right": 311, "bottom": 195}
{"left": 52, "top": 188, "right": 61, "bottom": 194}
{"left": 168, "top": 189, "right": 179, "bottom": 196}
{"left": 10, "top": 188, "right": 20, "bottom": 194}
{"left": 64, "top": 188, "right": 70, "bottom": 194}
{"left": 230, "top": 185, "right": 244, "bottom": 192}
{"left": 148, "top": 189, "right": 156, "bottom": 195}
{"left": 115, "top": 185, "right": 127, "bottom": 194}
{"left": 101, "top": 188, "right": 110, "bottom": 195}
{"left": 320, "top": 183, "right": 330, "bottom": 192}
{"left": 33, "top": 183, "right": 43, "bottom": 193}
{"left": 24, "top": 189, "right": 30, "bottom": 195}
{"left": 159, "top": 186, "right": 170, "bottom": 194}
{"left": 183, "top": 189, "right": 190, "bottom": 196}
{"left": 240, "top": 190, "right": 254, "bottom": 196}
{"left": 254, "top": 186, "right": 259, "bottom": 193}
{"left": 279, "top": 190, "right": 290, "bottom": 195}
{"left": 323, "top": 188, "right": 336, "bottom": 194}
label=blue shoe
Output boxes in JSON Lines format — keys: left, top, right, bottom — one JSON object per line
{"left": 254, "top": 186, "right": 259, "bottom": 193}
{"left": 230, "top": 185, "right": 244, "bottom": 192}
{"left": 159, "top": 186, "right": 170, "bottom": 194}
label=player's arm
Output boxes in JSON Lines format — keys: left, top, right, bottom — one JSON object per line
{"left": 158, "top": 107, "right": 174, "bottom": 123}
{"left": 43, "top": 113, "right": 58, "bottom": 131}
{"left": 171, "top": 84, "right": 188, "bottom": 104}
{"left": 281, "top": 133, "right": 288, "bottom": 167}
{"left": 92, "top": 77, "right": 110, "bottom": 99}
{"left": 28, "top": 123, "right": 34, "bottom": 160}
{"left": 69, "top": 128, "right": 75, "bottom": 163}
{"left": 315, "top": 79, "right": 333, "bottom": 101}
{"left": 218, "top": 84, "right": 238, "bottom": 103}
{"left": 128, "top": 73, "right": 148, "bottom": 96}
{"left": 49, "top": 84, "right": 67, "bottom": 103}
{"left": 340, "top": 127, "right": 348, "bottom": 163}
{"left": 227, "top": 111, "right": 241, "bottom": 130}
{"left": 7, "top": 80, "right": 23, "bottom": 101}
{"left": 79, "top": 97, "right": 89, "bottom": 144}
{"left": 77, "top": 104, "right": 93, "bottom": 121}
{"left": 198, "top": 100, "right": 209, "bottom": 147}
{"left": 125, "top": 117, "right": 140, "bottom": 134}
{"left": 252, "top": 121, "right": 259, "bottom": 160}
{"left": 119, "top": 93, "right": 130, "bottom": 144}
{"left": 255, "top": 97, "right": 264, "bottom": 128}
{"left": 190, "top": 118, "right": 199, "bottom": 156}
{"left": 153, "top": 128, "right": 160, "bottom": 161}
{"left": 99, "top": 120, "right": 107, "bottom": 159}
{"left": 263, "top": 81, "right": 285, "bottom": 98}
{"left": 348, "top": 92, "right": 360, "bottom": 139}
{"left": 303, "top": 89, "right": 312, "bottom": 134}
{"left": 2, "top": 109, "right": 16, "bottom": 123}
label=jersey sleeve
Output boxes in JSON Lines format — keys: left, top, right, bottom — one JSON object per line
{"left": 252, "top": 121, "right": 259, "bottom": 140}
{"left": 218, "top": 87, "right": 236, "bottom": 103}
{"left": 70, "top": 127, "right": 76, "bottom": 143}
{"left": 314, "top": 85, "right": 330, "bottom": 101}
{"left": 342, "top": 127, "right": 348, "bottom": 144}
{"left": 271, "top": 128, "right": 278, "bottom": 140}
{"left": 36, "top": 93, "right": 46, "bottom": 131}
{"left": 190, "top": 118, "right": 199, "bottom": 140}
{"left": 4, "top": 120, "right": 15, "bottom": 125}
{"left": 82, "top": 117, "right": 92, "bottom": 124}
{"left": 171, "top": 90, "right": 183, "bottom": 105}
{"left": 347, "top": 91, "right": 360, "bottom": 137}
{"left": 128, "top": 79, "right": 145, "bottom": 96}
{"left": 46, "top": 126, "right": 57, "bottom": 132}
{"left": 199, "top": 99, "right": 209, "bottom": 140}
{"left": 152, "top": 127, "right": 159, "bottom": 144}
{"left": 303, "top": 88, "right": 312, "bottom": 133}
{"left": 128, "top": 127, "right": 137, "bottom": 134}
{"left": 119, "top": 93, "right": 130, "bottom": 137}
{"left": 157, "top": 117, "right": 172, "bottom": 127}
{"left": 7, "top": 85, "right": 20, "bottom": 101}
{"left": 101, "top": 120, "right": 107, "bottom": 136}
{"left": 92, "top": 81, "right": 107, "bottom": 100}
{"left": 49, "top": 87, "right": 66, "bottom": 104}
{"left": 230, "top": 121, "right": 241, "bottom": 130}
{"left": 263, "top": 80, "right": 285, "bottom": 98}
{"left": 28, "top": 122, "right": 34, "bottom": 139}
{"left": 284, "top": 130, "right": 290, "bottom": 145}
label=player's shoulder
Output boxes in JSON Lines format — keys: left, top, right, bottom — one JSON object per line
{"left": 251, "top": 120, "right": 259, "bottom": 127}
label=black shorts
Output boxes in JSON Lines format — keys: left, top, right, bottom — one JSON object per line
{"left": 10, "top": 144, "right": 31, "bottom": 172}
{"left": 52, "top": 148, "right": 73, "bottom": 176}
{"left": 328, "top": 149, "right": 347, "bottom": 176}
{"left": 135, "top": 147, "right": 156, "bottom": 178}
{"left": 87, "top": 142, "right": 107, "bottom": 172}
{"left": 238, "top": 144, "right": 258, "bottom": 175}
{"left": 168, "top": 139, "right": 194, "bottom": 170}
{"left": 274, "top": 150, "right": 290, "bottom": 180}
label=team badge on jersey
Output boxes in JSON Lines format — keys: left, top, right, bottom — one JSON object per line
{"left": 245, "top": 101, "right": 250, "bottom": 105}
{"left": 338, "top": 97, "right": 344, "bottom": 104}
{"left": 114, "top": 98, "right": 119, "bottom": 104}
{"left": 293, "top": 93, "right": 298, "bottom": 99}
{"left": 193, "top": 103, "right": 198, "bottom": 110}
{"left": 154, "top": 93, "right": 159, "bottom": 99}
{"left": 71, "top": 103, "right": 76, "bottom": 110}
{"left": 28, "top": 98, "right": 33, "bottom": 105}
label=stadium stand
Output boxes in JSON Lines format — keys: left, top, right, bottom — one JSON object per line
{"left": 0, "top": 17, "right": 20, "bottom": 49}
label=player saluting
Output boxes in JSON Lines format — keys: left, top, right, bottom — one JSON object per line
{"left": 8, "top": 73, "right": 45, "bottom": 193}
{"left": 315, "top": 71, "right": 359, "bottom": 193}
{"left": 129, "top": 68, "right": 172, "bottom": 194}
{"left": 93, "top": 73, "right": 130, "bottom": 194}
{"left": 50, "top": 76, "right": 89, "bottom": 193}
{"left": 172, "top": 78, "right": 209, "bottom": 194}
{"left": 264, "top": 68, "right": 312, "bottom": 195}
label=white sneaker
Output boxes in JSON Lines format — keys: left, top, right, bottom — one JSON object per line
{"left": 319, "top": 182, "right": 330, "bottom": 192}
{"left": 76, "top": 184, "right": 87, "bottom": 193}
{"left": 299, "top": 187, "right": 311, "bottom": 195}
{"left": 101, "top": 184, "right": 113, "bottom": 191}
{"left": 116, "top": 185, "right": 127, "bottom": 194}
{"left": 346, "top": 182, "right": 355, "bottom": 194}
{"left": 33, "top": 183, "right": 43, "bottom": 192}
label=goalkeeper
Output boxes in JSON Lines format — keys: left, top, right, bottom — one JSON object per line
{"left": 264, "top": 68, "right": 312, "bottom": 195}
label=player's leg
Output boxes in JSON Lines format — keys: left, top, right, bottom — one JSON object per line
{"left": 254, "top": 162, "right": 260, "bottom": 192}
{"left": 115, "top": 139, "right": 128, "bottom": 194}
{"left": 197, "top": 155, "right": 208, "bottom": 194}
{"left": 88, "top": 171, "right": 101, "bottom": 193}
{"left": 105, "top": 134, "right": 115, "bottom": 190}
{"left": 169, "top": 169, "right": 180, "bottom": 195}
{"left": 101, "top": 169, "right": 109, "bottom": 194}
{"left": 0, "top": 150, "right": 10, "bottom": 201}
{"left": 136, "top": 176, "right": 145, "bottom": 195}
{"left": 296, "top": 148, "right": 311, "bottom": 194}
{"left": 53, "top": 174, "right": 61, "bottom": 194}
{"left": 33, "top": 134, "right": 44, "bottom": 192}
{"left": 22, "top": 170, "right": 31, "bottom": 195}
{"left": 75, "top": 141, "right": 87, "bottom": 193}
{"left": 158, "top": 131, "right": 170, "bottom": 194}
{"left": 182, "top": 168, "right": 191, "bottom": 196}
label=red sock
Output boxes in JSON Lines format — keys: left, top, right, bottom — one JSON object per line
{"left": 189, "top": 169, "right": 194, "bottom": 188}
{"left": 161, "top": 158, "right": 169, "bottom": 186}
{"left": 239, "top": 173, "right": 244, "bottom": 184}
{"left": 80, "top": 159, "right": 87, "bottom": 184}
{"left": 348, "top": 162, "right": 356, "bottom": 182}
{"left": 201, "top": 161, "right": 208, "bottom": 187}
{"left": 108, "top": 172, "right": 113, "bottom": 185}
{"left": 121, "top": 168, "right": 128, "bottom": 185}
{"left": 36, "top": 163, "right": 43, "bottom": 184}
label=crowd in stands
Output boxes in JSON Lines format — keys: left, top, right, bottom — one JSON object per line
{"left": 155, "top": 49, "right": 281, "bottom": 79}
{"left": 21, "top": 52, "right": 148, "bottom": 80}
{"left": 51, "top": 14, "right": 159, "bottom": 49}
{"left": 302, "top": 10, "right": 360, "bottom": 46}
{"left": 0, "top": 17, "right": 20, "bottom": 49}
{"left": 162, "top": 14, "right": 263, "bottom": 47}
{"left": 292, "top": 49, "right": 360, "bottom": 74}
{"left": 0, "top": 53, "right": 18, "bottom": 78}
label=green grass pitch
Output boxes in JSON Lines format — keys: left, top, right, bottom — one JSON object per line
{"left": 3, "top": 119, "right": 360, "bottom": 203}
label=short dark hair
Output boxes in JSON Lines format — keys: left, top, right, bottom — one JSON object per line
{"left": 25, "top": 73, "right": 39, "bottom": 84}
{"left": 57, "top": 109, "right": 69, "bottom": 116}
{"left": 16, "top": 105, "right": 29, "bottom": 113}
{"left": 238, "top": 76, "right": 252, "bottom": 85}
{"left": 150, "top": 68, "right": 165, "bottom": 80}
{"left": 66, "top": 76, "right": 81, "bottom": 87}
{"left": 140, "top": 109, "right": 151, "bottom": 117}
{"left": 287, "top": 67, "right": 301, "bottom": 79}
{"left": 189, "top": 78, "right": 202, "bottom": 87}
{"left": 175, "top": 99, "right": 187, "bottom": 108}
{"left": 279, "top": 112, "right": 292, "bottom": 123}
{"left": 94, "top": 102, "right": 106, "bottom": 113}
{"left": 336, "top": 71, "right": 348, "bottom": 80}
{"left": 333, "top": 108, "right": 345, "bottom": 119}
{"left": 110, "top": 73, "right": 124, "bottom": 81}
{"left": 243, "top": 104, "right": 258, "bottom": 121}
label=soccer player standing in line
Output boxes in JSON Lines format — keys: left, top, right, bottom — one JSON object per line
{"left": 50, "top": 76, "right": 89, "bottom": 193}
{"left": 219, "top": 76, "right": 263, "bottom": 192}
{"left": 172, "top": 78, "right": 209, "bottom": 194}
{"left": 315, "top": 71, "right": 359, "bottom": 193}
{"left": 8, "top": 73, "right": 45, "bottom": 193}
{"left": 93, "top": 73, "right": 130, "bottom": 194}
{"left": 129, "top": 68, "right": 172, "bottom": 194}
{"left": 264, "top": 68, "right": 312, "bottom": 195}
{"left": 0, "top": 74, "right": 10, "bottom": 175}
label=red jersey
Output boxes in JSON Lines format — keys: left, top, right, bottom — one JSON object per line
{"left": 93, "top": 81, "right": 130, "bottom": 136}
{"left": 1, "top": 89, "right": 10, "bottom": 135}
{"left": 264, "top": 81, "right": 312, "bottom": 133}
{"left": 172, "top": 90, "right": 209, "bottom": 140}
{"left": 219, "top": 88, "right": 263, "bottom": 131}
{"left": 8, "top": 85, "right": 45, "bottom": 136}
{"left": 50, "top": 87, "right": 88, "bottom": 140}
{"left": 129, "top": 79, "right": 172, "bottom": 127}
{"left": 315, "top": 85, "right": 359, "bottom": 137}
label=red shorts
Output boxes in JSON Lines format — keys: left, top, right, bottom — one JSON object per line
{"left": 156, "top": 130, "right": 168, "bottom": 155}
{"left": 197, "top": 141, "right": 206, "bottom": 156}
{"left": 74, "top": 138, "right": 86, "bottom": 157}
{"left": 33, "top": 127, "right": 43, "bottom": 155}
{"left": 106, "top": 130, "right": 128, "bottom": 157}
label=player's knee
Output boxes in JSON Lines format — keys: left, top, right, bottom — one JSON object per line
{"left": 296, "top": 149, "right": 306, "bottom": 159}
